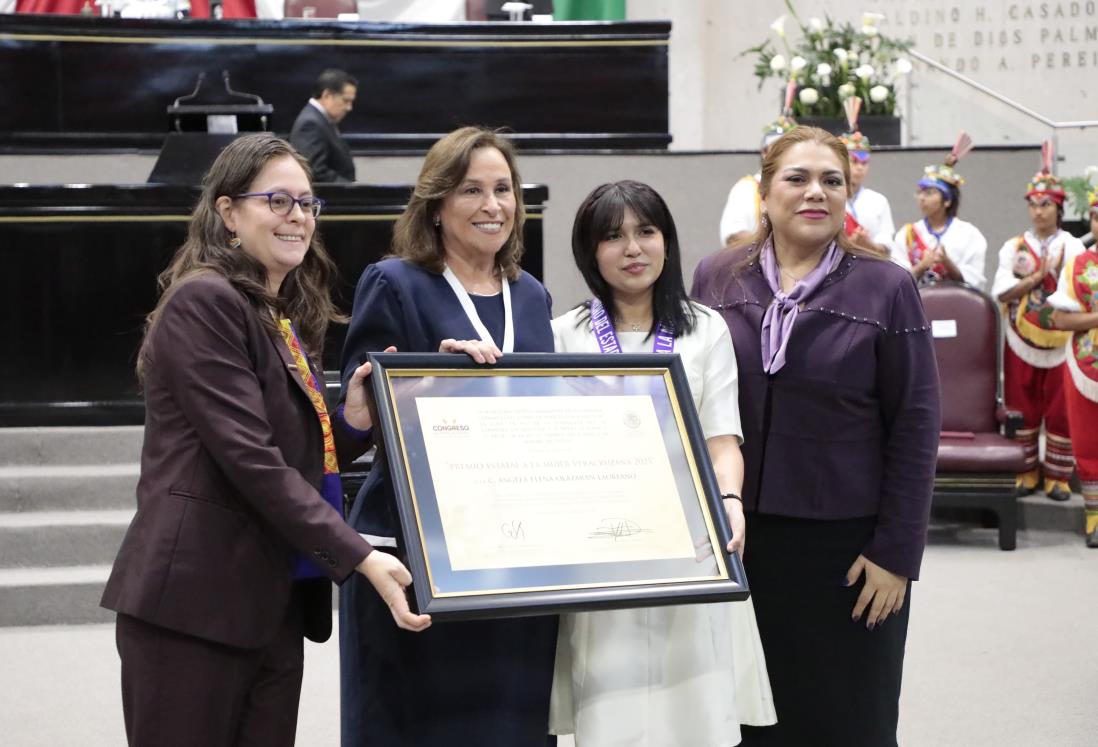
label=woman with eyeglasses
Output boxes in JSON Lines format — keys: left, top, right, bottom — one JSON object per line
{"left": 890, "top": 134, "right": 987, "bottom": 289}
{"left": 991, "top": 151, "right": 1086, "bottom": 501}
{"left": 101, "top": 133, "right": 429, "bottom": 747}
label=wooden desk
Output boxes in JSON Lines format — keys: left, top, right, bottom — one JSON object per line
{"left": 0, "top": 183, "right": 546, "bottom": 425}
{"left": 0, "top": 15, "right": 670, "bottom": 152}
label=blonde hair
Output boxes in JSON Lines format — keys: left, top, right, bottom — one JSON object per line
{"left": 730, "top": 126, "right": 877, "bottom": 269}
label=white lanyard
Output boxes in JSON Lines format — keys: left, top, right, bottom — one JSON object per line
{"left": 442, "top": 265, "right": 514, "bottom": 353}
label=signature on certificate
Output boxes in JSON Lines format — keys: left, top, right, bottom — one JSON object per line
{"left": 589, "top": 517, "right": 649, "bottom": 541}
{"left": 500, "top": 519, "right": 526, "bottom": 541}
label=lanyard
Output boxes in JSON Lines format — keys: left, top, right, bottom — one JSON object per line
{"left": 589, "top": 298, "right": 675, "bottom": 354}
{"left": 442, "top": 265, "right": 514, "bottom": 353}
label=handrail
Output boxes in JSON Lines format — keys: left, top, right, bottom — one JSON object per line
{"left": 908, "top": 50, "right": 1098, "bottom": 130}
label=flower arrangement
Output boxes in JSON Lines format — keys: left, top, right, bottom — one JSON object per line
{"left": 743, "top": 0, "right": 914, "bottom": 118}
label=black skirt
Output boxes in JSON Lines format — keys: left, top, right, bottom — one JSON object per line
{"left": 739, "top": 513, "right": 911, "bottom": 747}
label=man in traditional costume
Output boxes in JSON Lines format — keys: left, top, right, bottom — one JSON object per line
{"left": 1049, "top": 185, "right": 1098, "bottom": 545}
{"left": 991, "top": 144, "right": 1085, "bottom": 500}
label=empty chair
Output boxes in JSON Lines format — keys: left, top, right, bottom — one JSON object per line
{"left": 921, "top": 281, "right": 1029, "bottom": 550}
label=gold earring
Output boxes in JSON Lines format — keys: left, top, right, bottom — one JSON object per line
{"left": 228, "top": 236, "right": 242, "bottom": 249}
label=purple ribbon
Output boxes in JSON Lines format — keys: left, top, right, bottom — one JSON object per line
{"left": 590, "top": 298, "right": 675, "bottom": 354}
{"left": 760, "top": 238, "right": 840, "bottom": 374}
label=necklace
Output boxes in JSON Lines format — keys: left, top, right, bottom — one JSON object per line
{"left": 590, "top": 299, "right": 674, "bottom": 354}
{"left": 619, "top": 322, "right": 644, "bottom": 332}
{"left": 778, "top": 264, "right": 808, "bottom": 282}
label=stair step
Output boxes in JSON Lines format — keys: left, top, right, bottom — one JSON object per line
{"left": 0, "top": 566, "right": 114, "bottom": 626}
{"left": 0, "top": 464, "right": 138, "bottom": 512}
{"left": 0, "top": 426, "right": 143, "bottom": 466}
{"left": 0, "top": 510, "right": 133, "bottom": 568}
{"left": 1018, "top": 491, "right": 1086, "bottom": 533}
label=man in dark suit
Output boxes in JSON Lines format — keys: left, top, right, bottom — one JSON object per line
{"left": 290, "top": 69, "right": 358, "bottom": 182}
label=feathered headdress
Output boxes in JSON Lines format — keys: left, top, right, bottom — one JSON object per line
{"left": 1024, "top": 140, "right": 1066, "bottom": 205}
{"left": 838, "top": 97, "right": 871, "bottom": 161}
{"left": 760, "top": 113, "right": 797, "bottom": 150}
{"left": 918, "top": 131, "right": 973, "bottom": 200}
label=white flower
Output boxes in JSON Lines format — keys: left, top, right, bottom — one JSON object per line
{"left": 816, "top": 62, "right": 832, "bottom": 77}
{"left": 770, "top": 54, "right": 787, "bottom": 72}
{"left": 838, "top": 82, "right": 857, "bottom": 99}
{"left": 799, "top": 87, "right": 820, "bottom": 105}
{"left": 770, "top": 15, "right": 786, "bottom": 38}
{"left": 809, "top": 17, "right": 824, "bottom": 31}
{"left": 1084, "top": 165, "right": 1098, "bottom": 180}
{"left": 895, "top": 58, "right": 913, "bottom": 75}
{"left": 861, "top": 11, "right": 884, "bottom": 35}
{"left": 833, "top": 47, "right": 849, "bottom": 63}
{"left": 855, "top": 64, "right": 876, "bottom": 81}
{"left": 869, "top": 85, "right": 890, "bottom": 103}
{"left": 790, "top": 56, "right": 807, "bottom": 72}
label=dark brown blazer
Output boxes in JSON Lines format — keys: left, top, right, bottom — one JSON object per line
{"left": 101, "top": 273, "right": 372, "bottom": 649}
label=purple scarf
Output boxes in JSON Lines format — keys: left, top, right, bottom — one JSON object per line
{"left": 760, "top": 238, "right": 841, "bottom": 374}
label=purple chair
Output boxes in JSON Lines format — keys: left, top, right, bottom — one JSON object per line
{"left": 920, "top": 281, "right": 1029, "bottom": 550}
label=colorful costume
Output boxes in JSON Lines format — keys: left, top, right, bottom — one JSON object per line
{"left": 840, "top": 120, "right": 897, "bottom": 253}
{"left": 1048, "top": 187, "right": 1098, "bottom": 545}
{"left": 720, "top": 173, "right": 763, "bottom": 245}
{"left": 891, "top": 135, "right": 988, "bottom": 288}
{"left": 719, "top": 116, "right": 796, "bottom": 246}
{"left": 891, "top": 217, "right": 988, "bottom": 288}
{"left": 991, "top": 161, "right": 1084, "bottom": 498}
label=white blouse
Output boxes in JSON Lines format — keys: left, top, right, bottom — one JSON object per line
{"left": 552, "top": 302, "right": 743, "bottom": 441}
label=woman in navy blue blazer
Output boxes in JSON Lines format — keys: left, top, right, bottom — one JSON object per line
{"left": 339, "top": 127, "right": 557, "bottom": 746}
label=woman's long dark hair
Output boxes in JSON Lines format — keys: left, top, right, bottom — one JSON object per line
{"left": 137, "top": 133, "right": 341, "bottom": 379}
{"left": 571, "top": 180, "right": 696, "bottom": 337}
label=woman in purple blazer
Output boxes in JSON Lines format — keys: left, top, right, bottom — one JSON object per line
{"left": 691, "top": 126, "right": 941, "bottom": 746}
{"left": 101, "top": 133, "right": 428, "bottom": 747}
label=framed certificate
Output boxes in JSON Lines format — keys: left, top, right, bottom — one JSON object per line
{"left": 368, "top": 352, "right": 749, "bottom": 620}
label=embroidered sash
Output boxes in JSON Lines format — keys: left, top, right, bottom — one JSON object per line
{"left": 1064, "top": 253, "right": 1098, "bottom": 396}
{"left": 843, "top": 211, "right": 864, "bottom": 238}
{"left": 1008, "top": 234, "right": 1070, "bottom": 349}
{"left": 278, "top": 319, "right": 343, "bottom": 579}
{"left": 905, "top": 223, "right": 946, "bottom": 282}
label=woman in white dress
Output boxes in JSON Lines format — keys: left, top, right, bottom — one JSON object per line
{"left": 549, "top": 181, "right": 776, "bottom": 746}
